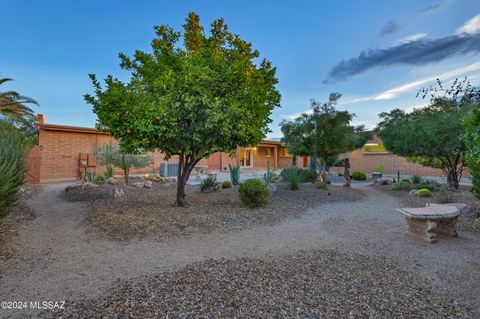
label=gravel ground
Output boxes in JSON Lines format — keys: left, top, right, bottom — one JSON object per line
{"left": 0, "top": 187, "right": 38, "bottom": 277}
{"left": 66, "top": 179, "right": 365, "bottom": 240}
{"left": 0, "top": 182, "right": 479, "bottom": 318}
{"left": 45, "top": 249, "right": 466, "bottom": 318}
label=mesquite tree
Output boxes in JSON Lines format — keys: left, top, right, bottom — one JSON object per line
{"left": 85, "top": 12, "right": 280, "bottom": 205}
{"left": 281, "top": 93, "right": 371, "bottom": 185}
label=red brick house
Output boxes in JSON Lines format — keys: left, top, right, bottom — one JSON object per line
{"left": 27, "top": 115, "right": 308, "bottom": 183}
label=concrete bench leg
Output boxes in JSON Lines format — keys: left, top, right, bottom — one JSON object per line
{"left": 436, "top": 217, "right": 458, "bottom": 237}
{"left": 405, "top": 218, "right": 437, "bottom": 243}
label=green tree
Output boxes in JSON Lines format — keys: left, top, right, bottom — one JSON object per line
{"left": 85, "top": 12, "right": 280, "bottom": 205}
{"left": 465, "top": 107, "right": 480, "bottom": 197}
{"left": 94, "top": 141, "right": 151, "bottom": 184}
{"left": 0, "top": 78, "right": 37, "bottom": 120}
{"left": 378, "top": 100, "right": 471, "bottom": 189}
{"left": 281, "top": 93, "right": 371, "bottom": 185}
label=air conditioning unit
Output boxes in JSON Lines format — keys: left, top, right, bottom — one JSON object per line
{"left": 160, "top": 163, "right": 179, "bottom": 177}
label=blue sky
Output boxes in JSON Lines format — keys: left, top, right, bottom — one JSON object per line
{"left": 2, "top": 0, "right": 480, "bottom": 138}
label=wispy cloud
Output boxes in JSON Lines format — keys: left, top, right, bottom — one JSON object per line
{"left": 287, "top": 62, "right": 480, "bottom": 120}
{"left": 324, "top": 16, "right": 480, "bottom": 84}
{"left": 457, "top": 14, "right": 480, "bottom": 35}
{"left": 415, "top": 1, "right": 446, "bottom": 14}
{"left": 393, "top": 33, "right": 428, "bottom": 46}
{"left": 379, "top": 20, "right": 401, "bottom": 37}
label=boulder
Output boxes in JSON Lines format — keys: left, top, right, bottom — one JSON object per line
{"left": 131, "top": 182, "right": 144, "bottom": 188}
{"left": 106, "top": 177, "right": 117, "bottom": 185}
{"left": 109, "top": 187, "right": 125, "bottom": 199}
{"left": 144, "top": 181, "right": 153, "bottom": 188}
{"left": 409, "top": 189, "right": 417, "bottom": 197}
{"left": 82, "top": 182, "right": 98, "bottom": 189}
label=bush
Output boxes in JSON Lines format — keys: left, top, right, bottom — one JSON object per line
{"left": 416, "top": 188, "right": 432, "bottom": 197}
{"left": 351, "top": 171, "right": 366, "bottom": 181}
{"left": 0, "top": 122, "right": 29, "bottom": 217}
{"left": 436, "top": 188, "right": 454, "bottom": 203}
{"left": 238, "top": 179, "right": 269, "bottom": 208}
{"left": 200, "top": 176, "right": 220, "bottom": 192}
{"left": 400, "top": 178, "right": 411, "bottom": 184}
{"left": 392, "top": 182, "right": 412, "bottom": 191}
{"left": 410, "top": 175, "right": 423, "bottom": 184}
{"left": 373, "top": 162, "right": 384, "bottom": 173}
{"left": 221, "top": 180, "right": 232, "bottom": 189}
{"left": 281, "top": 167, "right": 306, "bottom": 190}
{"left": 417, "top": 180, "right": 441, "bottom": 191}
{"left": 302, "top": 168, "right": 319, "bottom": 183}
{"left": 94, "top": 175, "right": 105, "bottom": 183}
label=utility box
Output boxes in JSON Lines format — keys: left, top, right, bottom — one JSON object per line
{"left": 160, "top": 163, "right": 179, "bottom": 177}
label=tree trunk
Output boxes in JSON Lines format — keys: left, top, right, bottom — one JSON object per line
{"left": 343, "top": 158, "right": 351, "bottom": 187}
{"left": 292, "top": 156, "right": 297, "bottom": 167}
{"left": 123, "top": 167, "right": 129, "bottom": 184}
{"left": 446, "top": 167, "right": 459, "bottom": 190}
{"left": 175, "top": 154, "right": 201, "bottom": 206}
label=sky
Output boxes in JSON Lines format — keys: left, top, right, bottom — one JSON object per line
{"left": 2, "top": 0, "right": 480, "bottom": 138}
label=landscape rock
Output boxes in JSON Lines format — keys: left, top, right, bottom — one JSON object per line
{"left": 106, "top": 177, "right": 116, "bottom": 185}
{"left": 82, "top": 182, "right": 98, "bottom": 189}
{"left": 65, "top": 183, "right": 83, "bottom": 192}
{"left": 109, "top": 187, "right": 125, "bottom": 199}
{"left": 131, "top": 182, "right": 144, "bottom": 188}
{"left": 409, "top": 189, "right": 417, "bottom": 197}
{"left": 144, "top": 181, "right": 152, "bottom": 188}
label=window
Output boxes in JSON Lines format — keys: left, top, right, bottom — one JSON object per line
{"left": 363, "top": 143, "right": 388, "bottom": 154}
{"left": 239, "top": 148, "right": 253, "bottom": 167}
{"left": 280, "top": 148, "right": 293, "bottom": 157}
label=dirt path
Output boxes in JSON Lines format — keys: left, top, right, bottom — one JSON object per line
{"left": 1, "top": 182, "right": 479, "bottom": 317}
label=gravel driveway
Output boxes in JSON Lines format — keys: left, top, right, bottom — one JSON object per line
{"left": 0, "top": 182, "right": 479, "bottom": 318}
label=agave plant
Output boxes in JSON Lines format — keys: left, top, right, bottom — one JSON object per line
{"left": 410, "top": 175, "right": 423, "bottom": 184}
{"left": 281, "top": 167, "right": 306, "bottom": 190}
{"left": 228, "top": 162, "right": 240, "bottom": 185}
{"left": 200, "top": 176, "right": 221, "bottom": 192}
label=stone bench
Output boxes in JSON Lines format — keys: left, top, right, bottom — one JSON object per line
{"left": 396, "top": 204, "right": 461, "bottom": 243}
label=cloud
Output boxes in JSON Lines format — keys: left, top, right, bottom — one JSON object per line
{"left": 415, "top": 1, "right": 446, "bottom": 14}
{"left": 324, "top": 21, "right": 480, "bottom": 83}
{"left": 457, "top": 14, "right": 480, "bottom": 35}
{"left": 379, "top": 20, "right": 401, "bottom": 37}
{"left": 393, "top": 33, "right": 428, "bottom": 46}
{"left": 287, "top": 62, "right": 480, "bottom": 120}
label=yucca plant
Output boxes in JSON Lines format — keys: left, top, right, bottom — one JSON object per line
{"left": 281, "top": 167, "right": 306, "bottom": 190}
{"left": 0, "top": 121, "right": 29, "bottom": 217}
{"left": 200, "top": 176, "right": 221, "bottom": 192}
{"left": 228, "top": 162, "right": 240, "bottom": 185}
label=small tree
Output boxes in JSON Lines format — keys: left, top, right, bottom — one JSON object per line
{"left": 379, "top": 79, "right": 478, "bottom": 189}
{"left": 94, "top": 141, "right": 151, "bottom": 184}
{"left": 281, "top": 93, "right": 371, "bottom": 185}
{"left": 85, "top": 12, "right": 280, "bottom": 205}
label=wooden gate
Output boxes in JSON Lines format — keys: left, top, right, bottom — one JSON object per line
{"left": 26, "top": 145, "right": 41, "bottom": 184}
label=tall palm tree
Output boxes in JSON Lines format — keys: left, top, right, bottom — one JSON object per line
{"left": 0, "top": 78, "right": 37, "bottom": 120}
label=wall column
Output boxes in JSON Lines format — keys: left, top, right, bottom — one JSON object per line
{"left": 274, "top": 146, "right": 278, "bottom": 170}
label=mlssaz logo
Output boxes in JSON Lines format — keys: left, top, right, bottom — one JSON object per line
{"left": 30, "top": 301, "right": 65, "bottom": 310}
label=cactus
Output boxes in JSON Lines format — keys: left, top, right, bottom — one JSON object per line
{"left": 264, "top": 160, "right": 273, "bottom": 184}
{"left": 228, "top": 162, "right": 240, "bottom": 185}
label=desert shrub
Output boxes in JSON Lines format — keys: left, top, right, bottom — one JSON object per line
{"left": 351, "top": 171, "right": 366, "bottom": 181}
{"left": 392, "top": 182, "right": 412, "bottom": 191}
{"left": 302, "top": 168, "right": 319, "bottom": 183}
{"left": 436, "top": 188, "right": 455, "bottom": 203}
{"left": 416, "top": 188, "right": 432, "bottom": 197}
{"left": 400, "top": 178, "right": 411, "bottom": 184}
{"left": 0, "top": 122, "right": 29, "bottom": 217}
{"left": 94, "top": 175, "right": 105, "bottom": 183}
{"left": 238, "top": 179, "right": 269, "bottom": 208}
{"left": 281, "top": 167, "right": 306, "bottom": 190}
{"left": 410, "top": 175, "right": 423, "bottom": 184}
{"left": 373, "top": 162, "right": 384, "bottom": 173}
{"left": 221, "top": 180, "right": 232, "bottom": 189}
{"left": 315, "top": 182, "right": 328, "bottom": 190}
{"left": 200, "top": 176, "right": 220, "bottom": 192}
{"left": 417, "top": 180, "right": 441, "bottom": 191}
